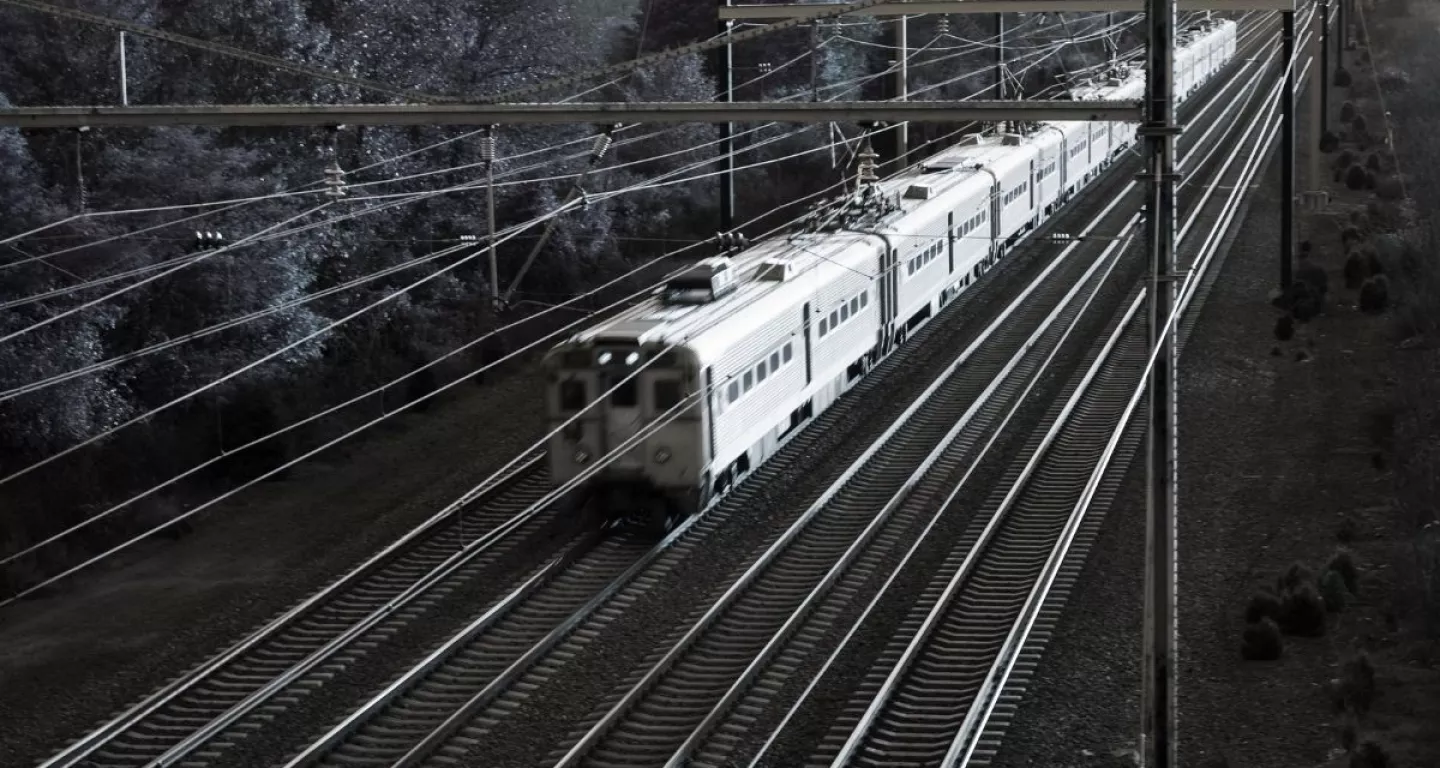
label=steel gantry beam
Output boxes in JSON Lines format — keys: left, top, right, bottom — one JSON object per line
{"left": 719, "top": 0, "right": 1294, "bottom": 19}
{"left": 0, "top": 100, "right": 1142, "bottom": 129}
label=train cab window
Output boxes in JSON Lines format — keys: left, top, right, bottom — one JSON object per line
{"left": 654, "top": 380, "right": 683, "bottom": 411}
{"left": 560, "top": 380, "right": 586, "bottom": 412}
{"left": 612, "top": 378, "right": 638, "bottom": 408}
{"left": 783, "top": 343, "right": 793, "bottom": 363}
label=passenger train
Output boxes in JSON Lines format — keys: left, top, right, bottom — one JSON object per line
{"left": 543, "top": 19, "right": 1238, "bottom": 531}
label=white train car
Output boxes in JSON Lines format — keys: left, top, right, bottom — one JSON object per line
{"left": 542, "top": 18, "right": 1239, "bottom": 532}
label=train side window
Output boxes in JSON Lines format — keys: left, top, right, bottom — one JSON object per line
{"left": 860, "top": 292, "right": 868, "bottom": 308}
{"left": 654, "top": 380, "right": 683, "bottom": 411}
{"left": 756, "top": 361, "right": 768, "bottom": 384}
{"left": 560, "top": 380, "right": 586, "bottom": 412}
{"left": 830, "top": 310, "right": 839, "bottom": 328}
{"left": 770, "top": 351, "right": 781, "bottom": 370}
{"left": 728, "top": 380, "right": 740, "bottom": 403}
{"left": 743, "top": 370, "right": 753, "bottom": 391}
{"left": 783, "top": 343, "right": 793, "bottom": 363}
{"left": 612, "top": 378, "right": 638, "bottom": 408}
{"left": 840, "top": 303, "right": 849, "bottom": 322}
{"left": 819, "top": 317, "right": 828, "bottom": 337}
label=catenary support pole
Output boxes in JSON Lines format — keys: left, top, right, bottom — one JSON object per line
{"left": 718, "top": 0, "right": 736, "bottom": 231}
{"left": 119, "top": 31, "right": 128, "bottom": 106}
{"left": 894, "top": 12, "right": 909, "bottom": 166}
{"left": 1281, "top": 9, "right": 1295, "bottom": 290}
{"left": 996, "top": 13, "right": 1006, "bottom": 101}
{"left": 1140, "top": 0, "right": 1178, "bottom": 761}
{"left": 484, "top": 126, "right": 499, "bottom": 311}
{"left": 1319, "top": 0, "right": 1330, "bottom": 134}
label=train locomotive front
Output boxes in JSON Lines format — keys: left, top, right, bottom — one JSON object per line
{"left": 543, "top": 333, "right": 708, "bottom": 532}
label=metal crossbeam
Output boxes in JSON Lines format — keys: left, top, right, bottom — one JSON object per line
{"left": 0, "top": 100, "right": 1142, "bottom": 129}
{"left": 719, "top": 0, "right": 1294, "bottom": 18}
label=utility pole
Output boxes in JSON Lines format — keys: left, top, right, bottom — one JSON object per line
{"left": 1140, "top": 0, "right": 1178, "bottom": 763}
{"left": 718, "top": 0, "right": 736, "bottom": 232}
{"left": 1303, "top": 0, "right": 1330, "bottom": 216}
{"left": 1319, "top": 0, "right": 1330, "bottom": 134}
{"left": 482, "top": 126, "right": 499, "bottom": 310}
{"left": 1280, "top": 9, "right": 1295, "bottom": 291}
{"left": 118, "top": 32, "right": 129, "bottom": 106}
{"left": 893, "top": 13, "right": 909, "bottom": 166}
{"left": 996, "top": 13, "right": 1006, "bottom": 101}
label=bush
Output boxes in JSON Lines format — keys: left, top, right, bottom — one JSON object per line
{"left": 1346, "top": 164, "right": 1369, "bottom": 190}
{"left": 1375, "top": 175, "right": 1404, "bottom": 201}
{"left": 1339, "top": 714, "right": 1358, "bottom": 752}
{"left": 1340, "top": 652, "right": 1378, "bottom": 715}
{"left": 1242, "top": 617, "right": 1283, "bottom": 660}
{"left": 1337, "top": 148, "right": 1357, "bottom": 169}
{"left": 1274, "top": 314, "right": 1295, "bottom": 341}
{"left": 1342, "top": 225, "right": 1363, "bottom": 248}
{"left": 1366, "top": 152, "right": 1382, "bottom": 171}
{"left": 1291, "top": 280, "right": 1323, "bottom": 322}
{"left": 1365, "top": 169, "right": 1377, "bottom": 190}
{"left": 1345, "top": 251, "right": 1370, "bottom": 289}
{"left": 1360, "top": 274, "right": 1390, "bottom": 313}
{"left": 1321, "top": 568, "right": 1349, "bottom": 611}
{"left": 1328, "top": 548, "right": 1360, "bottom": 592}
{"left": 1351, "top": 741, "right": 1389, "bottom": 768}
{"left": 1280, "top": 582, "right": 1328, "bottom": 636}
{"left": 1365, "top": 249, "right": 1384, "bottom": 276}
{"left": 1246, "top": 590, "right": 1283, "bottom": 623}
{"left": 1298, "top": 261, "right": 1329, "bottom": 298}
{"left": 1337, "top": 515, "right": 1359, "bottom": 543}
{"left": 1336, "top": 68, "right": 1354, "bottom": 89}
{"left": 1350, "top": 209, "right": 1371, "bottom": 231}
{"left": 1353, "top": 114, "right": 1369, "bottom": 134}
{"left": 1278, "top": 561, "right": 1316, "bottom": 593}
{"left": 1321, "top": 130, "right": 1342, "bottom": 153}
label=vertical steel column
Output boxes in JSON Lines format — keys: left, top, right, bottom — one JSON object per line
{"left": 718, "top": 0, "right": 736, "bottom": 231}
{"left": 119, "top": 32, "right": 129, "bottom": 106}
{"left": 1140, "top": 0, "right": 1178, "bottom": 761}
{"left": 1320, "top": 0, "right": 1330, "bottom": 134}
{"left": 1281, "top": 10, "right": 1295, "bottom": 290}
{"left": 894, "top": 13, "right": 909, "bottom": 166}
{"left": 996, "top": 13, "right": 1006, "bottom": 100}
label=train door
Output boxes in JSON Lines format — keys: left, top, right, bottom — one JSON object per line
{"left": 947, "top": 211, "right": 956, "bottom": 274}
{"left": 601, "top": 369, "right": 644, "bottom": 471}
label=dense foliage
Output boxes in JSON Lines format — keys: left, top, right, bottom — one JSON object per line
{"left": 0, "top": 0, "right": 1128, "bottom": 586}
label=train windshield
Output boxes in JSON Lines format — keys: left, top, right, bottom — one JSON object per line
{"left": 559, "top": 380, "right": 586, "bottom": 412}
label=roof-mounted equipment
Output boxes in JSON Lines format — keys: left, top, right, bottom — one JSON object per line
{"left": 662, "top": 257, "right": 737, "bottom": 305}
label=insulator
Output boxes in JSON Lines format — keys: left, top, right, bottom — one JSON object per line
{"left": 592, "top": 133, "right": 614, "bottom": 159}
{"left": 937, "top": 17, "right": 951, "bottom": 36}
{"left": 479, "top": 132, "right": 497, "bottom": 163}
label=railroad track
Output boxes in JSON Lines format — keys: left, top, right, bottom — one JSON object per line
{"left": 741, "top": 14, "right": 1311, "bottom": 768}
{"left": 267, "top": 15, "right": 1291, "bottom": 768}
{"left": 36, "top": 453, "right": 570, "bottom": 768}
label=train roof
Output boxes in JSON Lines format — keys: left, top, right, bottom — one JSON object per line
{"left": 565, "top": 231, "right": 882, "bottom": 363}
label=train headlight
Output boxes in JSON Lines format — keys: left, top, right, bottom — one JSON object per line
{"left": 573, "top": 448, "right": 591, "bottom": 465}
{"left": 625, "top": 351, "right": 641, "bottom": 365}
{"left": 654, "top": 447, "right": 672, "bottom": 464}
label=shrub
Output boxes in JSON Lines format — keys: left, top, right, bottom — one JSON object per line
{"left": 1337, "top": 148, "right": 1357, "bottom": 169}
{"left": 1364, "top": 169, "right": 1377, "bottom": 190}
{"left": 1321, "top": 130, "right": 1342, "bottom": 153}
{"left": 1349, "top": 209, "right": 1371, "bottom": 231}
{"left": 1340, "top": 652, "right": 1378, "bottom": 715}
{"left": 1321, "top": 568, "right": 1349, "bottom": 611}
{"left": 1278, "top": 561, "right": 1316, "bottom": 593}
{"left": 1353, "top": 114, "right": 1369, "bottom": 134}
{"left": 1298, "top": 261, "right": 1329, "bottom": 298}
{"left": 1366, "top": 152, "right": 1382, "bottom": 171}
{"left": 1246, "top": 590, "right": 1283, "bottom": 623}
{"left": 1328, "top": 548, "right": 1360, "bottom": 592}
{"left": 1336, "top": 68, "right": 1354, "bottom": 89}
{"left": 1346, "top": 164, "right": 1369, "bottom": 190}
{"left": 1274, "top": 314, "right": 1295, "bottom": 341}
{"left": 1291, "top": 281, "right": 1323, "bottom": 322}
{"left": 1376, "top": 176, "right": 1403, "bottom": 201}
{"left": 1365, "top": 249, "right": 1384, "bottom": 276}
{"left": 1280, "top": 582, "right": 1328, "bottom": 636}
{"left": 1342, "top": 225, "right": 1363, "bottom": 248}
{"left": 1350, "top": 741, "right": 1389, "bottom": 768}
{"left": 1360, "top": 274, "right": 1390, "bottom": 313}
{"left": 1242, "top": 617, "right": 1283, "bottom": 660}
{"left": 1345, "top": 251, "right": 1370, "bottom": 289}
